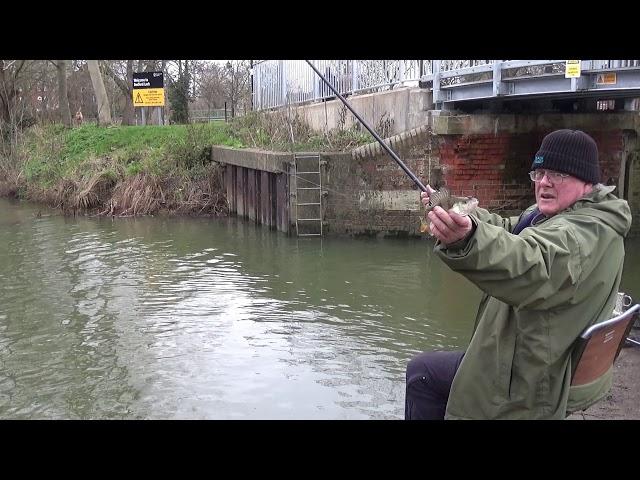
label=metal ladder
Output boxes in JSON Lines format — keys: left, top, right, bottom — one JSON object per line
{"left": 294, "top": 154, "right": 323, "bottom": 237}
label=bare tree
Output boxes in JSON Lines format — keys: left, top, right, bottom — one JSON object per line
{"left": 223, "top": 60, "right": 250, "bottom": 117}
{"left": 0, "top": 60, "right": 25, "bottom": 126}
{"left": 1, "top": 60, "right": 58, "bottom": 126}
{"left": 0, "top": 60, "right": 35, "bottom": 157}
{"left": 67, "top": 61, "right": 94, "bottom": 121}
{"left": 55, "top": 60, "right": 72, "bottom": 127}
{"left": 197, "top": 62, "right": 226, "bottom": 115}
{"left": 102, "top": 60, "right": 136, "bottom": 125}
{"left": 87, "top": 60, "right": 112, "bottom": 125}
{"left": 31, "top": 61, "right": 58, "bottom": 123}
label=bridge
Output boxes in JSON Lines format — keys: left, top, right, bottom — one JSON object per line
{"left": 424, "top": 60, "right": 640, "bottom": 111}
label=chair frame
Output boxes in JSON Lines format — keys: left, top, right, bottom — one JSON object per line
{"left": 571, "top": 303, "right": 640, "bottom": 386}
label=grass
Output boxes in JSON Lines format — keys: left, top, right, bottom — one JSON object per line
{"left": 20, "top": 122, "right": 244, "bottom": 187}
{"left": 17, "top": 113, "right": 372, "bottom": 188}
{"left": 1, "top": 112, "right": 373, "bottom": 216}
{"left": 225, "top": 110, "right": 372, "bottom": 152}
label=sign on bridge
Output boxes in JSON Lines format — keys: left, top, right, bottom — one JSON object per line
{"left": 565, "top": 60, "right": 581, "bottom": 78}
{"left": 596, "top": 72, "right": 617, "bottom": 85}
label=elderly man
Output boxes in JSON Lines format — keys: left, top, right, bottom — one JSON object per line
{"left": 406, "top": 129, "right": 632, "bottom": 420}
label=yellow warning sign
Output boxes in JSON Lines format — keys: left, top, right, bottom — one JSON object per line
{"left": 133, "top": 88, "right": 165, "bottom": 107}
{"left": 596, "top": 73, "right": 617, "bottom": 85}
{"left": 565, "top": 60, "right": 581, "bottom": 78}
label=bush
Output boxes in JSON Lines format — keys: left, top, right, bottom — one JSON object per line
{"left": 226, "top": 109, "right": 370, "bottom": 152}
{"left": 166, "top": 124, "right": 213, "bottom": 170}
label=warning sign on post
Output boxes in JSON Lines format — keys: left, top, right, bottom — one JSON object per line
{"left": 565, "top": 60, "right": 581, "bottom": 78}
{"left": 133, "top": 72, "right": 165, "bottom": 106}
{"left": 133, "top": 89, "right": 165, "bottom": 106}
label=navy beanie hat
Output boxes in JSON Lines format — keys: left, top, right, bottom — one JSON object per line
{"left": 531, "top": 129, "right": 600, "bottom": 184}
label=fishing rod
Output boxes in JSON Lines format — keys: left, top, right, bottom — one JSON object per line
{"left": 305, "top": 60, "right": 428, "bottom": 193}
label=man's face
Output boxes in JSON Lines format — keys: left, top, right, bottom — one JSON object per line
{"left": 534, "top": 170, "right": 593, "bottom": 216}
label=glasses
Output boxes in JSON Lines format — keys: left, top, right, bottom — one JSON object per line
{"left": 529, "top": 170, "right": 570, "bottom": 184}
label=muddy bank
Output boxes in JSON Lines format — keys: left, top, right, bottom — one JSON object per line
{"left": 0, "top": 164, "right": 228, "bottom": 217}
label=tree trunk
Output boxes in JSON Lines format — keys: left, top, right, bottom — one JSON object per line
{"left": 57, "top": 60, "right": 72, "bottom": 127}
{"left": 87, "top": 60, "right": 112, "bottom": 126}
{"left": 102, "top": 60, "right": 135, "bottom": 125}
{"left": 122, "top": 100, "right": 134, "bottom": 125}
{"left": 122, "top": 60, "right": 134, "bottom": 125}
{"left": 0, "top": 66, "right": 13, "bottom": 124}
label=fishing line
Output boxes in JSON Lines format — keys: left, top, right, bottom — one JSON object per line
{"left": 305, "top": 60, "right": 428, "bottom": 193}
{"left": 280, "top": 169, "right": 353, "bottom": 199}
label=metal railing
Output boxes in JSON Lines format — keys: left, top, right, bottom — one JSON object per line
{"left": 252, "top": 60, "right": 430, "bottom": 110}
{"left": 189, "top": 108, "right": 229, "bottom": 122}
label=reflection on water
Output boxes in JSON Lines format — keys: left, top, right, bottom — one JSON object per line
{"left": 0, "top": 198, "right": 638, "bottom": 419}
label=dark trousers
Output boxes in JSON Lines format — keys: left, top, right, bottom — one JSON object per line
{"left": 405, "top": 350, "right": 465, "bottom": 420}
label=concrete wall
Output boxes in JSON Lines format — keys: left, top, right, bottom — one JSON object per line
{"left": 213, "top": 113, "right": 640, "bottom": 238}
{"left": 290, "top": 87, "right": 432, "bottom": 137}
{"left": 627, "top": 150, "right": 640, "bottom": 236}
{"left": 323, "top": 127, "right": 432, "bottom": 237}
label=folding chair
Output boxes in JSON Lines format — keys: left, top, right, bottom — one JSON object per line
{"left": 571, "top": 303, "right": 639, "bottom": 387}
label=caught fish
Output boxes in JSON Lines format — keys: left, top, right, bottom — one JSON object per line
{"left": 420, "top": 187, "right": 479, "bottom": 233}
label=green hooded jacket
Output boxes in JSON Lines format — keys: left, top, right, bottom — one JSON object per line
{"left": 434, "top": 185, "right": 631, "bottom": 419}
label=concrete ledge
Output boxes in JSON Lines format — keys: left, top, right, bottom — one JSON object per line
{"left": 212, "top": 146, "right": 292, "bottom": 173}
{"left": 432, "top": 112, "right": 640, "bottom": 135}
{"left": 358, "top": 190, "right": 422, "bottom": 211}
{"left": 352, "top": 124, "right": 430, "bottom": 160}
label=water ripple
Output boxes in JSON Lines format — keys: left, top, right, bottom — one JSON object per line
{"left": 6, "top": 201, "right": 633, "bottom": 419}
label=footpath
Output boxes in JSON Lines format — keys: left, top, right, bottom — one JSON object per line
{"left": 567, "top": 344, "right": 640, "bottom": 420}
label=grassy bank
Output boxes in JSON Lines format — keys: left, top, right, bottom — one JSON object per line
{"left": 0, "top": 123, "right": 235, "bottom": 216}
{"left": 0, "top": 114, "right": 370, "bottom": 216}
{"left": 21, "top": 123, "right": 242, "bottom": 185}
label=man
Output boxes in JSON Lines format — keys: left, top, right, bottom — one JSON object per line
{"left": 405, "top": 129, "right": 632, "bottom": 419}
{"left": 74, "top": 108, "right": 84, "bottom": 126}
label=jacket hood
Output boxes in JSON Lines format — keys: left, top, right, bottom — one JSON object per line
{"left": 535, "top": 185, "right": 632, "bottom": 237}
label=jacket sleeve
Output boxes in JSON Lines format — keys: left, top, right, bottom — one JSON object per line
{"left": 472, "top": 206, "right": 528, "bottom": 233}
{"left": 435, "top": 218, "right": 586, "bottom": 310}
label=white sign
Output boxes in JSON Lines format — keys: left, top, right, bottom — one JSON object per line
{"left": 565, "top": 60, "right": 581, "bottom": 78}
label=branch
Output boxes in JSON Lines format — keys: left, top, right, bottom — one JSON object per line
{"left": 102, "top": 62, "right": 130, "bottom": 94}
{"left": 14, "top": 60, "right": 26, "bottom": 76}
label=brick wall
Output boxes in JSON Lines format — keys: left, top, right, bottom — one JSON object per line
{"left": 439, "top": 133, "right": 528, "bottom": 212}
{"left": 591, "top": 130, "right": 625, "bottom": 186}
{"left": 323, "top": 127, "right": 433, "bottom": 236}
{"left": 323, "top": 127, "right": 633, "bottom": 236}
{"left": 437, "top": 130, "right": 627, "bottom": 215}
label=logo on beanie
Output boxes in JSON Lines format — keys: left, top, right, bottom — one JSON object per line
{"left": 533, "top": 155, "right": 544, "bottom": 166}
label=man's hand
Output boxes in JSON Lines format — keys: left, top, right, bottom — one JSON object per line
{"left": 420, "top": 185, "right": 472, "bottom": 245}
{"left": 420, "top": 185, "right": 436, "bottom": 209}
{"left": 428, "top": 207, "right": 473, "bottom": 246}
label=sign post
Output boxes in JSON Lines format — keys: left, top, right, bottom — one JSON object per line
{"left": 133, "top": 71, "right": 165, "bottom": 125}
